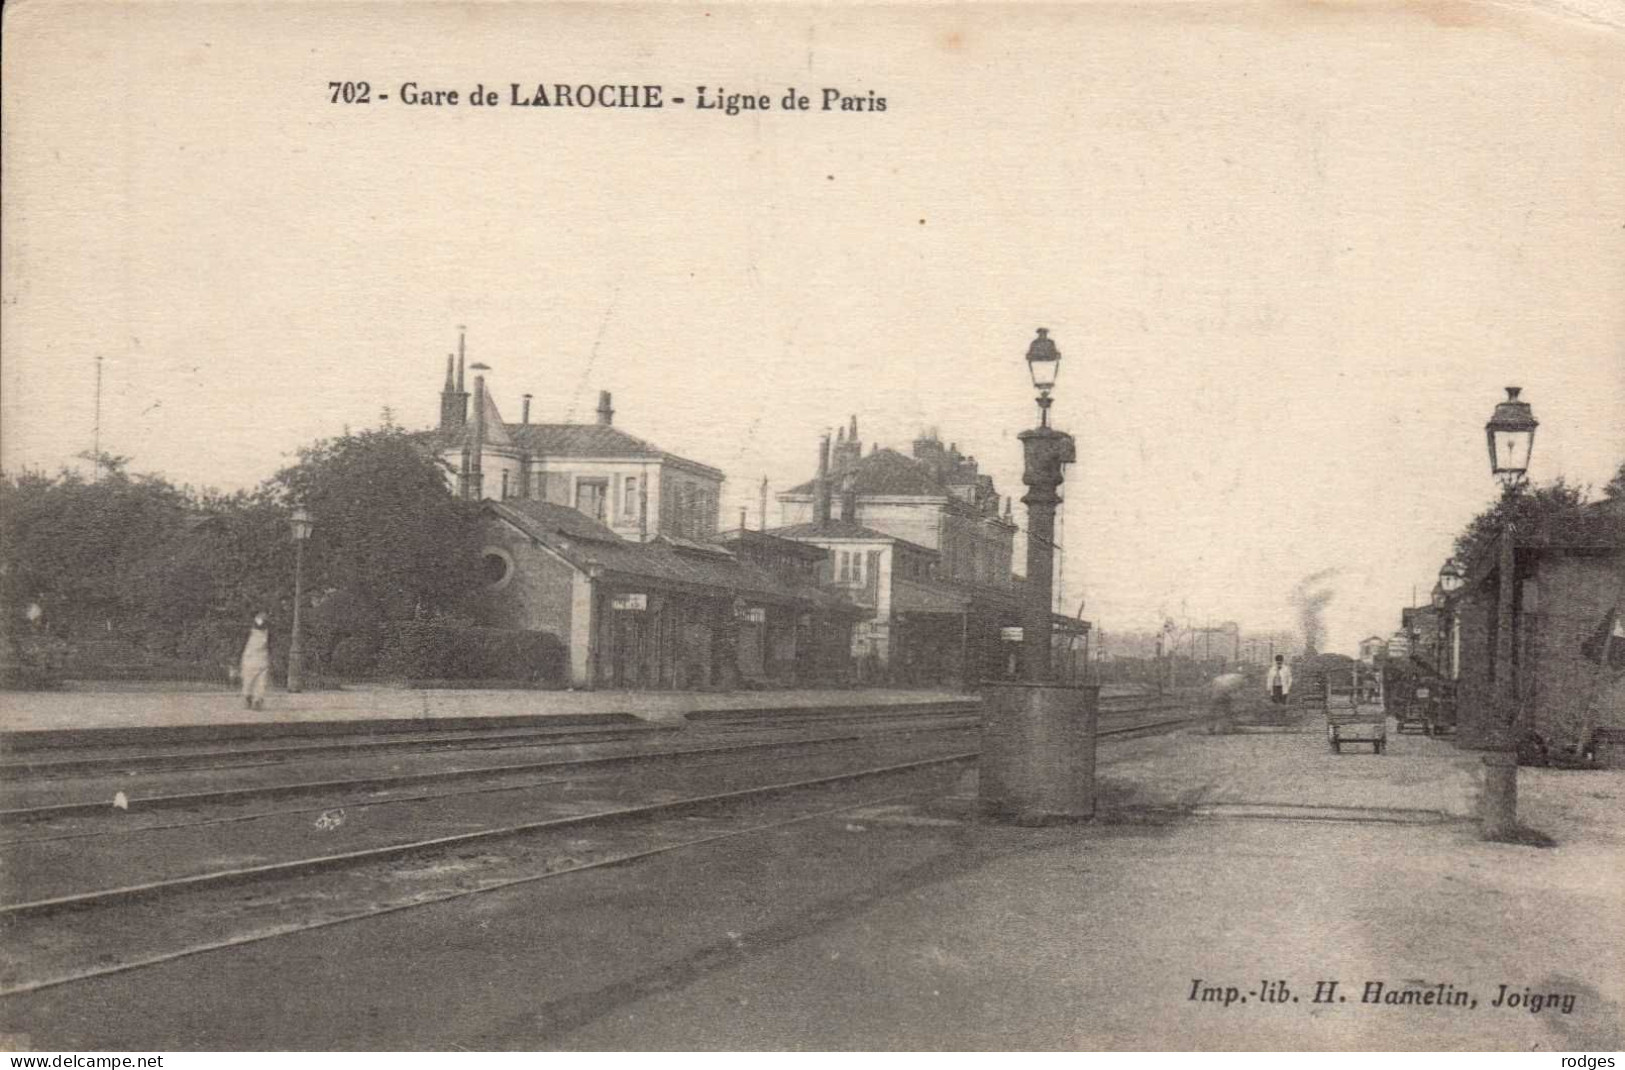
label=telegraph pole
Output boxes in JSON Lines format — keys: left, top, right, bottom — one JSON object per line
{"left": 92, "top": 356, "right": 103, "bottom": 480}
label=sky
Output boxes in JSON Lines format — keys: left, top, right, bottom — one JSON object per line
{"left": 4, "top": 0, "right": 1623, "bottom": 656}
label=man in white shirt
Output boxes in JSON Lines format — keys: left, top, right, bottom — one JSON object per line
{"left": 1266, "top": 655, "right": 1292, "bottom": 705}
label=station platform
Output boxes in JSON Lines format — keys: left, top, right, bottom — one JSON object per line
{"left": 550, "top": 719, "right": 1625, "bottom": 1051}
{"left": 0, "top": 686, "right": 975, "bottom": 746}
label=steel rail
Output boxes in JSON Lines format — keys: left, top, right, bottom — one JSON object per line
{"left": 0, "top": 786, "right": 935, "bottom": 1001}
{"left": 0, "top": 718, "right": 980, "bottom": 826}
{"left": 0, "top": 715, "right": 1196, "bottom": 910}
{"left": 0, "top": 711, "right": 1202, "bottom": 1000}
{"left": 0, "top": 702, "right": 982, "bottom": 779}
{"left": 0, "top": 722, "right": 975, "bottom": 839}
{"left": 2, "top": 695, "right": 1165, "bottom": 780}
{"left": 0, "top": 751, "right": 980, "bottom": 920}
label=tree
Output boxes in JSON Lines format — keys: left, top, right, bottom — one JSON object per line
{"left": 3, "top": 427, "right": 487, "bottom": 684}
{"left": 0, "top": 459, "right": 193, "bottom": 639}
{"left": 1451, "top": 476, "right": 1589, "bottom": 571}
{"left": 275, "top": 427, "right": 484, "bottom": 627}
{"left": 1603, "top": 459, "right": 1625, "bottom": 502}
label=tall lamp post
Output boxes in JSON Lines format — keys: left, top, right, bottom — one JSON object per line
{"left": 1019, "top": 328, "right": 1073, "bottom": 681}
{"left": 1480, "top": 386, "right": 1537, "bottom": 839}
{"left": 287, "top": 506, "right": 314, "bottom": 694}
{"left": 979, "top": 328, "right": 1098, "bottom": 824}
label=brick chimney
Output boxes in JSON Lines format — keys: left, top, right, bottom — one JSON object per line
{"left": 521, "top": 394, "right": 532, "bottom": 424}
{"left": 597, "top": 391, "right": 614, "bottom": 427}
{"left": 839, "top": 468, "right": 857, "bottom": 523}
{"left": 814, "top": 433, "right": 832, "bottom": 525}
{"left": 456, "top": 327, "right": 469, "bottom": 426}
{"left": 469, "top": 364, "right": 488, "bottom": 500}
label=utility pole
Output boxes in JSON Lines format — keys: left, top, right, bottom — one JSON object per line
{"left": 92, "top": 355, "right": 103, "bottom": 480}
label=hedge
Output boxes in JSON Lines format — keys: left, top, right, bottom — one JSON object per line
{"left": 377, "top": 621, "right": 567, "bottom": 684}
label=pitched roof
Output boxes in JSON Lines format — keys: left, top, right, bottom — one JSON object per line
{"left": 424, "top": 418, "right": 721, "bottom": 478}
{"left": 486, "top": 500, "right": 854, "bottom": 611}
{"left": 478, "top": 391, "right": 515, "bottom": 448}
{"left": 768, "top": 519, "right": 937, "bottom": 556}
{"left": 489, "top": 498, "right": 621, "bottom": 543}
{"left": 785, "top": 448, "right": 949, "bottom": 498}
{"left": 712, "top": 528, "right": 830, "bottom": 560}
{"left": 505, "top": 423, "right": 665, "bottom": 459}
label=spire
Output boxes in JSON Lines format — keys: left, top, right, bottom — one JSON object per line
{"left": 456, "top": 327, "right": 466, "bottom": 392}
{"left": 439, "top": 354, "right": 462, "bottom": 431}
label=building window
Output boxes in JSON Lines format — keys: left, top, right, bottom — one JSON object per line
{"left": 576, "top": 478, "right": 608, "bottom": 522}
{"left": 500, "top": 471, "right": 510, "bottom": 500}
{"left": 481, "top": 547, "right": 515, "bottom": 590}
{"left": 623, "top": 477, "right": 639, "bottom": 520}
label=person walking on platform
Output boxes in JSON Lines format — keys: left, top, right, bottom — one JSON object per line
{"left": 241, "top": 612, "right": 271, "bottom": 711}
{"left": 1266, "top": 654, "right": 1292, "bottom": 706}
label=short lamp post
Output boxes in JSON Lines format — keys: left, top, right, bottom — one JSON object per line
{"left": 1437, "top": 557, "right": 1464, "bottom": 679}
{"left": 979, "top": 328, "right": 1098, "bottom": 825}
{"left": 1480, "top": 387, "right": 1538, "bottom": 840}
{"left": 287, "top": 506, "right": 314, "bottom": 694}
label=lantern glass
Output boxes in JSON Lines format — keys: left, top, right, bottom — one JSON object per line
{"left": 1438, "top": 558, "right": 1464, "bottom": 593}
{"left": 1483, "top": 386, "right": 1538, "bottom": 483}
{"left": 1490, "top": 430, "right": 1534, "bottom": 478}
{"left": 290, "top": 507, "right": 314, "bottom": 541}
{"left": 1431, "top": 584, "right": 1447, "bottom": 610}
{"left": 1026, "top": 328, "right": 1061, "bottom": 393}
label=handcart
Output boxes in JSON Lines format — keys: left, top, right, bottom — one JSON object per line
{"left": 1325, "top": 673, "right": 1387, "bottom": 754}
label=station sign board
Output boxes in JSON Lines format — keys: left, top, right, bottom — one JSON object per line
{"left": 612, "top": 593, "right": 648, "bottom": 611}
{"left": 1000, "top": 626, "right": 1024, "bottom": 642}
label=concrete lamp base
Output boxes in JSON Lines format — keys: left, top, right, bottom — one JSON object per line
{"left": 979, "top": 681, "right": 1100, "bottom": 824}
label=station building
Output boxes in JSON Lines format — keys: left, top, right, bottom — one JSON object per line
{"left": 772, "top": 419, "right": 1089, "bottom": 686}
{"left": 423, "top": 340, "right": 860, "bottom": 690}
{"left": 1444, "top": 496, "right": 1625, "bottom": 754}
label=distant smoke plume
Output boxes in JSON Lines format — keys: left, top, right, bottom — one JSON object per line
{"left": 1289, "top": 569, "right": 1339, "bottom": 657}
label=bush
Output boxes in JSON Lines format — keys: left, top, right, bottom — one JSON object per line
{"left": 329, "top": 634, "right": 380, "bottom": 676}
{"left": 377, "top": 621, "right": 566, "bottom": 684}
{"left": 1, "top": 631, "right": 70, "bottom": 690}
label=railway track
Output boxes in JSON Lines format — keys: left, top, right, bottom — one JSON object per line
{"left": 0, "top": 697, "right": 1201, "bottom": 1000}
{"left": 0, "top": 702, "right": 980, "bottom": 778}
{"left": 0, "top": 698, "right": 1189, "bottom": 829}
{"left": 0, "top": 720, "right": 984, "bottom": 835}
{"left": 1, "top": 694, "right": 1179, "bottom": 781}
